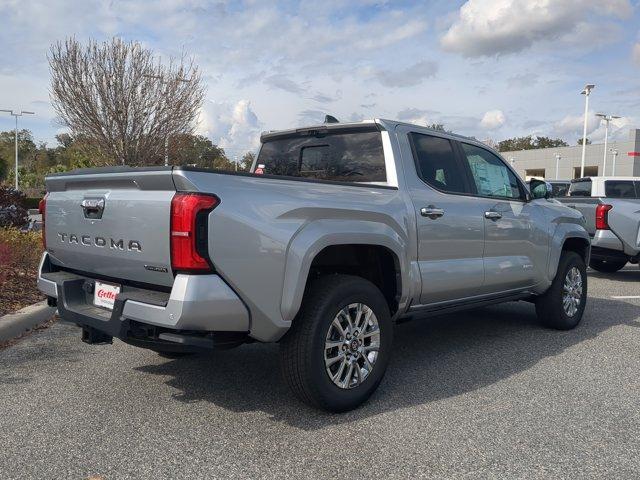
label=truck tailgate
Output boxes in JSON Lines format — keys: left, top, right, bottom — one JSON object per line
{"left": 44, "top": 168, "right": 176, "bottom": 287}
{"left": 607, "top": 199, "right": 640, "bottom": 252}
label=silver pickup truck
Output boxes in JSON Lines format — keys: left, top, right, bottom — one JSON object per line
{"left": 37, "top": 119, "right": 590, "bottom": 411}
{"left": 558, "top": 177, "right": 640, "bottom": 272}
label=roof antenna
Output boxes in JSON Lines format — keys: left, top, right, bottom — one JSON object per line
{"left": 324, "top": 115, "right": 339, "bottom": 124}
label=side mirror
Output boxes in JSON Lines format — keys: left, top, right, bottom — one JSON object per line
{"left": 530, "top": 179, "right": 552, "bottom": 200}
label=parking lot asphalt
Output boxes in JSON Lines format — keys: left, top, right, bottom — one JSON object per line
{"left": 1, "top": 267, "right": 639, "bottom": 479}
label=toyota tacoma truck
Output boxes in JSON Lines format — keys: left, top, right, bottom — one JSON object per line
{"left": 558, "top": 177, "right": 640, "bottom": 272}
{"left": 37, "top": 119, "right": 590, "bottom": 412}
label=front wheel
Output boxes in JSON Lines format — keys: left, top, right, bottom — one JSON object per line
{"left": 589, "top": 258, "right": 627, "bottom": 273}
{"left": 536, "top": 251, "right": 587, "bottom": 330}
{"left": 280, "top": 275, "right": 393, "bottom": 412}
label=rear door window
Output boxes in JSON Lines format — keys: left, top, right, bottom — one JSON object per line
{"left": 256, "top": 127, "right": 386, "bottom": 183}
{"left": 569, "top": 180, "right": 592, "bottom": 197}
{"left": 409, "top": 133, "right": 468, "bottom": 194}
{"left": 604, "top": 181, "right": 638, "bottom": 198}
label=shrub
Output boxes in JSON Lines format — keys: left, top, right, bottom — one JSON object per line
{"left": 0, "top": 185, "right": 28, "bottom": 228}
{"left": 24, "top": 197, "right": 43, "bottom": 210}
{"left": 0, "top": 228, "right": 42, "bottom": 272}
{"left": 0, "top": 228, "right": 43, "bottom": 315}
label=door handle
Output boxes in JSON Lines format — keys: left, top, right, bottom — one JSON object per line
{"left": 421, "top": 206, "right": 445, "bottom": 219}
{"left": 484, "top": 211, "right": 502, "bottom": 220}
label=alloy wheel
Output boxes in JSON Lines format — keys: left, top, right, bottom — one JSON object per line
{"left": 324, "top": 303, "right": 381, "bottom": 389}
{"left": 562, "top": 266, "right": 583, "bottom": 317}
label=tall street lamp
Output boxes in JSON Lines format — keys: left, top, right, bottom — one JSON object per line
{"left": 0, "top": 109, "right": 35, "bottom": 191}
{"left": 579, "top": 84, "right": 595, "bottom": 178}
{"left": 142, "top": 74, "right": 191, "bottom": 166}
{"left": 554, "top": 153, "right": 561, "bottom": 179}
{"left": 610, "top": 148, "right": 618, "bottom": 176}
{"left": 595, "top": 113, "right": 620, "bottom": 176}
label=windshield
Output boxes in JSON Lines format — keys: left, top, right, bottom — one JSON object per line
{"left": 255, "top": 127, "right": 386, "bottom": 183}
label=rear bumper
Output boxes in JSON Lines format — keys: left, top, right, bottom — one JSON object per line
{"left": 590, "top": 229, "right": 624, "bottom": 253}
{"left": 37, "top": 253, "right": 250, "bottom": 342}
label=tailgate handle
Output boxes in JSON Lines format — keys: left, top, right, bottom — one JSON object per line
{"left": 81, "top": 198, "right": 105, "bottom": 219}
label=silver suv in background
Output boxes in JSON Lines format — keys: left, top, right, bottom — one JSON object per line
{"left": 38, "top": 119, "right": 590, "bottom": 411}
{"left": 558, "top": 177, "right": 640, "bottom": 272}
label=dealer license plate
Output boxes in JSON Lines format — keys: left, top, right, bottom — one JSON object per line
{"left": 93, "top": 280, "right": 121, "bottom": 310}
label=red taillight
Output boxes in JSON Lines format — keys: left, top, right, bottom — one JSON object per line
{"left": 38, "top": 195, "right": 48, "bottom": 249}
{"left": 595, "top": 204, "right": 612, "bottom": 230}
{"left": 170, "top": 193, "right": 219, "bottom": 272}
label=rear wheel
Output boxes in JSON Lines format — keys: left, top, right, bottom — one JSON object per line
{"left": 536, "top": 251, "right": 587, "bottom": 330}
{"left": 589, "top": 258, "right": 627, "bottom": 273}
{"left": 280, "top": 275, "right": 392, "bottom": 412}
{"left": 156, "top": 351, "right": 194, "bottom": 359}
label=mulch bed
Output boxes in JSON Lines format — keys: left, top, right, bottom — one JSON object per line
{"left": 0, "top": 271, "right": 44, "bottom": 317}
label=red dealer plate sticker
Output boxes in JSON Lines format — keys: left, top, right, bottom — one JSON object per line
{"left": 94, "top": 280, "right": 121, "bottom": 310}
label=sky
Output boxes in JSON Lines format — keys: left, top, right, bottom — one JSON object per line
{"left": 0, "top": 0, "right": 639, "bottom": 158}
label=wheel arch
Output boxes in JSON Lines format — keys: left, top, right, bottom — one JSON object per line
{"left": 548, "top": 230, "right": 591, "bottom": 281}
{"left": 280, "top": 219, "right": 409, "bottom": 323}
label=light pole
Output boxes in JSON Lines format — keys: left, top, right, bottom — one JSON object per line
{"left": 0, "top": 109, "right": 35, "bottom": 191}
{"left": 142, "top": 74, "right": 191, "bottom": 166}
{"left": 610, "top": 148, "right": 618, "bottom": 176}
{"left": 595, "top": 113, "right": 620, "bottom": 176}
{"left": 554, "top": 153, "right": 561, "bottom": 179}
{"left": 579, "top": 84, "right": 595, "bottom": 178}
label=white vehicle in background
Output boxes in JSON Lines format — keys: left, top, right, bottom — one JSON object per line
{"left": 558, "top": 177, "right": 640, "bottom": 272}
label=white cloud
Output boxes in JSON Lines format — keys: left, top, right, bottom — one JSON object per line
{"left": 440, "top": 0, "right": 633, "bottom": 57}
{"left": 480, "top": 109, "right": 506, "bottom": 129}
{"left": 372, "top": 60, "right": 438, "bottom": 87}
{"left": 264, "top": 75, "right": 307, "bottom": 94}
{"left": 397, "top": 107, "right": 439, "bottom": 126}
{"left": 633, "top": 42, "right": 640, "bottom": 66}
{"left": 554, "top": 110, "right": 599, "bottom": 138}
{"left": 196, "top": 99, "right": 262, "bottom": 155}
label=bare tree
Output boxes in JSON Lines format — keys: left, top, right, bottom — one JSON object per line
{"left": 49, "top": 37, "right": 205, "bottom": 166}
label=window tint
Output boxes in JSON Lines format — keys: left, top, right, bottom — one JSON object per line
{"left": 460, "top": 143, "right": 522, "bottom": 199}
{"left": 409, "top": 133, "right": 467, "bottom": 193}
{"left": 569, "top": 180, "right": 592, "bottom": 197}
{"left": 551, "top": 183, "right": 569, "bottom": 197}
{"left": 256, "top": 129, "right": 386, "bottom": 183}
{"left": 605, "top": 180, "right": 638, "bottom": 198}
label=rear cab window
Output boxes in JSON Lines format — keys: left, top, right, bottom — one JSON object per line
{"left": 569, "top": 180, "right": 592, "bottom": 197}
{"left": 604, "top": 180, "right": 638, "bottom": 198}
{"left": 255, "top": 126, "right": 386, "bottom": 184}
{"left": 551, "top": 183, "right": 569, "bottom": 197}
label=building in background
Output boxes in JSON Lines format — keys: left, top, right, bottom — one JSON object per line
{"left": 502, "top": 129, "right": 640, "bottom": 180}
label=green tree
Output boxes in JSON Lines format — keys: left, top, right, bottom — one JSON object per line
{"left": 535, "top": 136, "right": 569, "bottom": 149}
{"left": 577, "top": 138, "right": 591, "bottom": 145}
{"left": 427, "top": 123, "right": 447, "bottom": 132}
{"left": 498, "top": 135, "right": 569, "bottom": 152}
{"left": 0, "top": 155, "right": 7, "bottom": 180}
{"left": 168, "top": 134, "right": 233, "bottom": 169}
{"left": 239, "top": 152, "right": 256, "bottom": 172}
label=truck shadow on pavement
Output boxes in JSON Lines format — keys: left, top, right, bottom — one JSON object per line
{"left": 588, "top": 266, "right": 640, "bottom": 283}
{"left": 135, "top": 296, "right": 639, "bottom": 430}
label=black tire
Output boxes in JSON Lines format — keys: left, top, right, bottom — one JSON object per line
{"left": 280, "top": 274, "right": 393, "bottom": 412}
{"left": 589, "top": 258, "right": 627, "bottom": 273}
{"left": 156, "top": 351, "right": 194, "bottom": 359}
{"left": 536, "top": 251, "right": 587, "bottom": 330}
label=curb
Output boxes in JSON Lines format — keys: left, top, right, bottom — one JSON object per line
{"left": 0, "top": 301, "right": 56, "bottom": 343}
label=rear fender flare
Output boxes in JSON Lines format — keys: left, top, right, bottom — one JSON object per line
{"left": 280, "top": 219, "right": 409, "bottom": 323}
